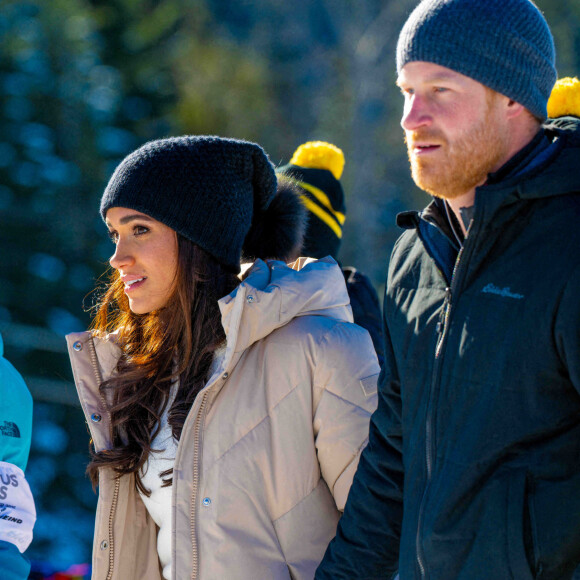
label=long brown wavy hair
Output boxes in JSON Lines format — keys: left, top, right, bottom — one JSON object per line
{"left": 86, "top": 235, "right": 239, "bottom": 494}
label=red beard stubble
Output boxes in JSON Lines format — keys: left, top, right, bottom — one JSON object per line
{"left": 406, "top": 94, "right": 510, "bottom": 201}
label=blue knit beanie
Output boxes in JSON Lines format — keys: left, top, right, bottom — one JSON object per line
{"left": 396, "top": 0, "right": 557, "bottom": 120}
{"left": 100, "top": 136, "right": 282, "bottom": 272}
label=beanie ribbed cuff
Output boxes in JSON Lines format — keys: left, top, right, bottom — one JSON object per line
{"left": 396, "top": 0, "right": 557, "bottom": 120}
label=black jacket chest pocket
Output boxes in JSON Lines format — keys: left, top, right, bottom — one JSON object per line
{"left": 453, "top": 289, "right": 528, "bottom": 361}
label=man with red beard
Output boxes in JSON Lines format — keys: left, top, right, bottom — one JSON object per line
{"left": 316, "top": 0, "right": 580, "bottom": 578}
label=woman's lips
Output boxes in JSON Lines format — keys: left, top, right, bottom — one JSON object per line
{"left": 124, "top": 277, "right": 146, "bottom": 292}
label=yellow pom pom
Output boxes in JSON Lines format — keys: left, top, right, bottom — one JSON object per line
{"left": 547, "top": 77, "right": 580, "bottom": 118}
{"left": 289, "top": 141, "right": 345, "bottom": 180}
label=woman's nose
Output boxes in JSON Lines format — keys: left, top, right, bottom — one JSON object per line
{"left": 109, "top": 239, "right": 134, "bottom": 270}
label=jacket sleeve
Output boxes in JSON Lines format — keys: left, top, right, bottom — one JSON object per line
{"left": 312, "top": 320, "right": 380, "bottom": 511}
{"left": 556, "top": 264, "right": 580, "bottom": 393}
{"left": 0, "top": 541, "right": 31, "bottom": 580}
{"left": 315, "top": 301, "right": 403, "bottom": 580}
{"left": 0, "top": 335, "right": 36, "bottom": 578}
{"left": 0, "top": 337, "right": 33, "bottom": 472}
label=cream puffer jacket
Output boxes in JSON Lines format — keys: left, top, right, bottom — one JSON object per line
{"left": 67, "top": 257, "right": 379, "bottom": 580}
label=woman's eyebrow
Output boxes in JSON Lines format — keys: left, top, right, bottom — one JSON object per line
{"left": 106, "top": 214, "right": 156, "bottom": 227}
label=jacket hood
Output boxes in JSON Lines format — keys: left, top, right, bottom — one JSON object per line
{"left": 523, "top": 117, "right": 580, "bottom": 198}
{"left": 219, "top": 256, "right": 352, "bottom": 354}
{"left": 66, "top": 257, "right": 353, "bottom": 395}
{"left": 483, "top": 117, "right": 580, "bottom": 205}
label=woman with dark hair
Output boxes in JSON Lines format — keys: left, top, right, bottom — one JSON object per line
{"left": 66, "top": 136, "right": 379, "bottom": 580}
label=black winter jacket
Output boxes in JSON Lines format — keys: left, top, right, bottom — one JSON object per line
{"left": 316, "top": 118, "right": 580, "bottom": 579}
{"left": 343, "top": 266, "right": 385, "bottom": 367}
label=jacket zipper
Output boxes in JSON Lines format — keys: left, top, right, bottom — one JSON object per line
{"left": 87, "top": 336, "right": 119, "bottom": 580}
{"left": 105, "top": 479, "right": 120, "bottom": 580}
{"left": 414, "top": 286, "right": 452, "bottom": 578}
{"left": 190, "top": 392, "right": 209, "bottom": 580}
{"left": 415, "top": 221, "right": 474, "bottom": 578}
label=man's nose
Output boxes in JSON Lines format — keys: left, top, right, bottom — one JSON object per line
{"left": 401, "top": 96, "right": 432, "bottom": 132}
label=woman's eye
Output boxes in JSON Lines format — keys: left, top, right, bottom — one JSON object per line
{"left": 133, "top": 225, "right": 149, "bottom": 236}
{"left": 108, "top": 230, "right": 119, "bottom": 244}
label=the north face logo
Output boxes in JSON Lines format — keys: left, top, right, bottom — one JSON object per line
{"left": 0, "top": 422, "right": 21, "bottom": 438}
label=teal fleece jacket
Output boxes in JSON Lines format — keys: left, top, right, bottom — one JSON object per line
{"left": 0, "top": 331, "right": 34, "bottom": 580}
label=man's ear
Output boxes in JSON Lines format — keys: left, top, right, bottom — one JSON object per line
{"left": 505, "top": 98, "right": 526, "bottom": 120}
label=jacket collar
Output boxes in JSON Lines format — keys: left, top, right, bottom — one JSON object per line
{"left": 486, "top": 129, "right": 549, "bottom": 184}
{"left": 71, "top": 257, "right": 352, "bottom": 390}
{"left": 476, "top": 118, "right": 580, "bottom": 209}
{"left": 219, "top": 257, "right": 352, "bottom": 356}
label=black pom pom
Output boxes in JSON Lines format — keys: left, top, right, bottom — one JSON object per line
{"left": 242, "top": 179, "right": 307, "bottom": 262}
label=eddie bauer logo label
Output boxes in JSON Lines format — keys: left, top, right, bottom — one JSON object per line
{"left": 481, "top": 283, "right": 524, "bottom": 300}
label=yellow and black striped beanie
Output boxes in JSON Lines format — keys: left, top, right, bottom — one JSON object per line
{"left": 277, "top": 141, "right": 346, "bottom": 259}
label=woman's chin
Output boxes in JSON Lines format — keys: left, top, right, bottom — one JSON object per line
{"left": 128, "top": 300, "right": 152, "bottom": 315}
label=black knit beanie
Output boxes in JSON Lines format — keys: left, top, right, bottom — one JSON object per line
{"left": 397, "top": 0, "right": 557, "bottom": 120}
{"left": 277, "top": 142, "right": 346, "bottom": 260}
{"left": 100, "top": 135, "right": 304, "bottom": 272}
